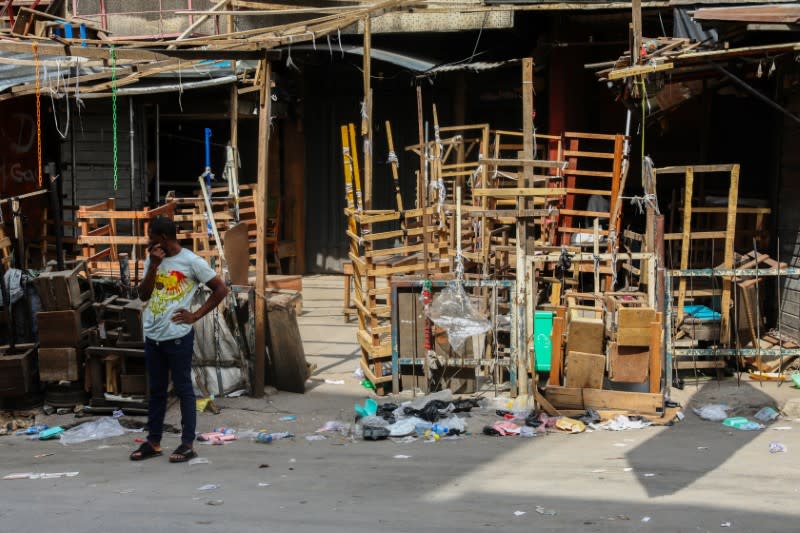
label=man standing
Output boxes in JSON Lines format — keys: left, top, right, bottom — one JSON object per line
{"left": 130, "top": 216, "right": 229, "bottom": 463}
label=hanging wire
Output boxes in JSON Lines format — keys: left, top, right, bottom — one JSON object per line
{"left": 111, "top": 45, "right": 119, "bottom": 191}
{"left": 33, "top": 42, "right": 43, "bottom": 188}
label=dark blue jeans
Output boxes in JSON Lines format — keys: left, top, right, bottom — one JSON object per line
{"left": 145, "top": 330, "right": 196, "bottom": 446}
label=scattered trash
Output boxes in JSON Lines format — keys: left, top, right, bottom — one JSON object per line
{"left": 34, "top": 453, "right": 54, "bottom": 458}
{"left": 720, "top": 522, "right": 732, "bottom": 527}
{"left": 255, "top": 431, "right": 293, "bottom": 444}
{"left": 723, "top": 417, "right": 764, "bottom": 431}
{"left": 613, "top": 443, "right": 627, "bottom": 447}
{"left": 643, "top": 473, "right": 656, "bottom": 477}
{"left": 772, "top": 426, "right": 792, "bottom": 431}
{"left": 641, "top": 516, "right": 651, "bottom": 523}
{"left": 513, "top": 511, "right": 526, "bottom": 517}
{"left": 115, "top": 489, "right": 135, "bottom": 494}
{"left": 324, "top": 379, "right": 345, "bottom": 385}
{"left": 226, "top": 389, "right": 246, "bottom": 398}
{"left": 197, "top": 484, "right": 220, "bottom": 491}
{"left": 676, "top": 411, "right": 686, "bottom": 421}
{"left": 188, "top": 457, "right": 210, "bottom": 465}
{"left": 206, "top": 500, "right": 224, "bottom": 506}
{"left": 257, "top": 483, "right": 270, "bottom": 487}
{"left": 754, "top": 406, "right": 780, "bottom": 422}
{"left": 316, "top": 421, "right": 350, "bottom": 434}
{"left": 289, "top": 458, "right": 296, "bottom": 463}
{"left": 363, "top": 426, "right": 390, "bottom": 441}
{"left": 792, "top": 373, "right": 800, "bottom": 389}
{"left": 197, "top": 428, "right": 237, "bottom": 443}
{"left": 579, "top": 408, "right": 602, "bottom": 425}
{"left": 360, "top": 379, "right": 376, "bottom": 391}
{"left": 15, "top": 424, "right": 48, "bottom": 436}
{"left": 387, "top": 417, "right": 427, "bottom": 437}
{"left": 353, "top": 367, "right": 365, "bottom": 380}
{"left": 355, "top": 398, "right": 378, "bottom": 418}
{"left": 56, "top": 408, "right": 71, "bottom": 415}
{"left": 484, "top": 421, "right": 522, "bottom": 436}
{"left": 42, "top": 405, "right": 54, "bottom": 416}
{"left": 591, "top": 469, "right": 607, "bottom": 473}
{"left": 608, "top": 515, "right": 630, "bottom": 521}
{"left": 280, "top": 416, "right": 297, "bottom": 422}
{"left": 623, "top": 467, "right": 633, "bottom": 472}
{"left": 598, "top": 415, "right": 651, "bottom": 431}
{"left": 520, "top": 426, "right": 536, "bottom": 438}
{"left": 426, "top": 282, "right": 491, "bottom": 353}
{"left": 697, "top": 446, "right": 709, "bottom": 450}
{"left": 535, "top": 506, "right": 557, "bottom": 516}
{"left": 259, "top": 464, "right": 270, "bottom": 468}
{"left": 134, "top": 437, "right": 146, "bottom": 443}
{"left": 556, "top": 417, "right": 586, "bottom": 433}
{"left": 391, "top": 436, "right": 417, "bottom": 444}
{"left": 393, "top": 455, "right": 411, "bottom": 459}
{"left": 693, "top": 404, "right": 730, "bottom": 421}
{"left": 112, "top": 409, "right": 124, "bottom": 418}
{"left": 305, "top": 435, "right": 327, "bottom": 441}
{"left": 769, "top": 441, "right": 787, "bottom": 453}
{"left": 4, "top": 472, "right": 78, "bottom": 480}
{"left": 60, "top": 418, "right": 126, "bottom": 445}
{"left": 39, "top": 427, "right": 65, "bottom": 440}
{"left": 196, "top": 397, "right": 213, "bottom": 413}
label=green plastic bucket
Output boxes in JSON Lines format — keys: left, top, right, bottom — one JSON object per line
{"left": 534, "top": 311, "right": 554, "bottom": 372}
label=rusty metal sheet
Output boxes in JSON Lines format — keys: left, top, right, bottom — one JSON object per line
{"left": 693, "top": 5, "right": 800, "bottom": 24}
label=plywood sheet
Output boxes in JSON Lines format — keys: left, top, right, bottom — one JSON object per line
{"left": 565, "top": 351, "right": 605, "bottom": 389}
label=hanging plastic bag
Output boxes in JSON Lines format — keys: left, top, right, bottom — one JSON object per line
{"left": 426, "top": 283, "right": 491, "bottom": 354}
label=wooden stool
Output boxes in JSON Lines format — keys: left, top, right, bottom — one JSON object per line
{"left": 343, "top": 262, "right": 355, "bottom": 323}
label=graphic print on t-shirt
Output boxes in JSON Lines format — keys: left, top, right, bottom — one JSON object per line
{"left": 150, "top": 269, "right": 195, "bottom": 316}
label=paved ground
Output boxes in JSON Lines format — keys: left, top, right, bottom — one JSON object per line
{"left": 1, "top": 276, "right": 800, "bottom": 532}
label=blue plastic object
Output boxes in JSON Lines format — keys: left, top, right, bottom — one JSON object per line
{"left": 63, "top": 24, "right": 73, "bottom": 39}
{"left": 204, "top": 128, "right": 213, "bottom": 171}
{"left": 354, "top": 398, "right": 378, "bottom": 418}
{"left": 684, "top": 305, "right": 721, "bottom": 321}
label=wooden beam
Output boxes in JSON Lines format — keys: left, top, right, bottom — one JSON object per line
{"left": 720, "top": 165, "right": 739, "bottom": 345}
{"left": 361, "top": 14, "right": 372, "bottom": 210}
{"left": 253, "top": 58, "right": 271, "bottom": 398}
{"left": 170, "top": 0, "right": 231, "bottom": 47}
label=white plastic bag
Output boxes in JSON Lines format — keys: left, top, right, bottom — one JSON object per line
{"left": 426, "top": 284, "right": 491, "bottom": 353}
{"left": 692, "top": 404, "right": 731, "bottom": 422}
{"left": 60, "top": 418, "right": 127, "bottom": 445}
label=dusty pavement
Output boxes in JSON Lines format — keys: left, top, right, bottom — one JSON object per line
{"left": 2, "top": 276, "right": 800, "bottom": 532}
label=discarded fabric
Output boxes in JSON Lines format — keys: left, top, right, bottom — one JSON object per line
{"left": 316, "top": 421, "right": 350, "bottom": 434}
{"left": 599, "top": 415, "right": 651, "bottom": 431}
{"left": 535, "top": 506, "right": 557, "bottom": 516}
{"left": 4, "top": 472, "right": 78, "bottom": 480}
{"left": 305, "top": 435, "right": 327, "bottom": 441}
{"left": 555, "top": 417, "right": 586, "bottom": 433}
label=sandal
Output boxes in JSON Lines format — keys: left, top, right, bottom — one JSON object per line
{"left": 169, "top": 444, "right": 197, "bottom": 463}
{"left": 130, "top": 442, "right": 162, "bottom": 461}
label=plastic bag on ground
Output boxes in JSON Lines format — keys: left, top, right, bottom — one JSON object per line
{"left": 387, "top": 416, "right": 429, "bottom": 437}
{"left": 60, "top": 418, "right": 127, "bottom": 445}
{"left": 723, "top": 417, "right": 764, "bottom": 431}
{"left": 754, "top": 406, "right": 780, "bottom": 422}
{"left": 360, "top": 416, "right": 389, "bottom": 428}
{"left": 437, "top": 416, "right": 467, "bottom": 434}
{"left": 599, "top": 415, "right": 652, "bottom": 431}
{"left": 426, "top": 284, "right": 491, "bottom": 353}
{"left": 693, "top": 404, "right": 731, "bottom": 421}
{"left": 406, "top": 390, "right": 454, "bottom": 410}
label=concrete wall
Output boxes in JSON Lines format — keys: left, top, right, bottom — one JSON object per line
{"left": 71, "top": 0, "right": 215, "bottom": 36}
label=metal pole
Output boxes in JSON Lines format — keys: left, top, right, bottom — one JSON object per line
{"left": 155, "top": 103, "right": 160, "bottom": 204}
{"left": 710, "top": 63, "right": 800, "bottom": 126}
{"left": 129, "top": 96, "right": 136, "bottom": 209}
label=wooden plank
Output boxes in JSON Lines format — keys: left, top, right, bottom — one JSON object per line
{"left": 583, "top": 388, "right": 663, "bottom": 414}
{"left": 562, "top": 150, "right": 615, "bottom": 159}
{"left": 619, "top": 307, "right": 656, "bottom": 328}
{"left": 664, "top": 231, "right": 727, "bottom": 240}
{"left": 534, "top": 387, "right": 561, "bottom": 416}
{"left": 472, "top": 187, "right": 567, "bottom": 198}
{"left": 567, "top": 315, "right": 604, "bottom": 354}
{"left": 545, "top": 386, "right": 584, "bottom": 409}
{"left": 564, "top": 131, "right": 619, "bottom": 141}
{"left": 607, "top": 62, "right": 674, "bottom": 80}
{"left": 548, "top": 314, "right": 565, "bottom": 386}
{"left": 565, "top": 188, "right": 613, "bottom": 196}
{"left": 563, "top": 169, "right": 614, "bottom": 178}
{"left": 608, "top": 342, "right": 649, "bottom": 383}
{"left": 655, "top": 164, "right": 736, "bottom": 175}
{"left": 649, "top": 313, "right": 662, "bottom": 393}
{"left": 39, "top": 347, "right": 81, "bottom": 382}
{"left": 676, "top": 167, "right": 693, "bottom": 324}
{"left": 565, "top": 351, "right": 605, "bottom": 389}
{"left": 617, "top": 327, "right": 652, "bottom": 346}
{"left": 720, "top": 165, "right": 739, "bottom": 345}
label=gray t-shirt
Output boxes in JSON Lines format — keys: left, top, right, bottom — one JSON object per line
{"left": 142, "top": 248, "right": 217, "bottom": 341}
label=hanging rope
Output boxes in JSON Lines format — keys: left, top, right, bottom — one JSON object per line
{"left": 111, "top": 46, "right": 119, "bottom": 191}
{"left": 48, "top": 59, "right": 70, "bottom": 140}
{"left": 33, "top": 43, "right": 43, "bottom": 188}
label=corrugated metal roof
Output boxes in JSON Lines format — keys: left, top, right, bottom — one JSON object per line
{"left": 693, "top": 4, "right": 800, "bottom": 24}
{"left": 0, "top": 51, "right": 249, "bottom": 95}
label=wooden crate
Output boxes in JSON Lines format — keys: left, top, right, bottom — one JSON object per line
{"left": 120, "top": 374, "right": 147, "bottom": 395}
{"left": 33, "top": 262, "right": 92, "bottom": 311}
{"left": 608, "top": 342, "right": 649, "bottom": 383}
{"left": 36, "top": 309, "right": 84, "bottom": 348}
{"left": 565, "top": 351, "right": 605, "bottom": 389}
{"left": 39, "top": 347, "right": 82, "bottom": 382}
{"left": 0, "top": 344, "right": 37, "bottom": 397}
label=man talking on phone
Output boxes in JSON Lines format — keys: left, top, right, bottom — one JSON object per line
{"left": 129, "top": 216, "right": 229, "bottom": 463}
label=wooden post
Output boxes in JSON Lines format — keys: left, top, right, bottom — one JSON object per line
{"left": 649, "top": 312, "right": 663, "bottom": 393}
{"left": 253, "top": 58, "right": 271, "bottom": 398}
{"left": 631, "top": 0, "right": 642, "bottom": 65}
{"left": 676, "top": 167, "right": 693, "bottom": 325}
{"left": 720, "top": 165, "right": 740, "bottom": 345}
{"left": 518, "top": 57, "right": 534, "bottom": 401}
{"left": 361, "top": 15, "right": 372, "bottom": 210}
{"left": 654, "top": 214, "right": 665, "bottom": 313}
